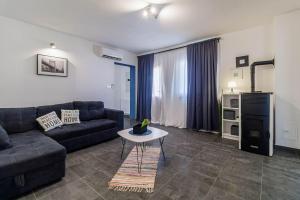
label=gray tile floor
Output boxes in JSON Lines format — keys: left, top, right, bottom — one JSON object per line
{"left": 18, "top": 119, "right": 300, "bottom": 200}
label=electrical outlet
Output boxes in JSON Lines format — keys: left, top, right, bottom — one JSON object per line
{"left": 282, "top": 128, "right": 297, "bottom": 140}
{"left": 107, "top": 84, "right": 114, "bottom": 89}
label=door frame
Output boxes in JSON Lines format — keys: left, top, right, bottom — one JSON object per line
{"left": 114, "top": 62, "right": 136, "bottom": 119}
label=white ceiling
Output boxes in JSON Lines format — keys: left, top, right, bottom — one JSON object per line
{"left": 0, "top": 0, "right": 299, "bottom": 54}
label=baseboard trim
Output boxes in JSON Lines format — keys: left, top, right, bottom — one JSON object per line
{"left": 274, "top": 145, "right": 300, "bottom": 152}
{"left": 198, "top": 129, "right": 220, "bottom": 135}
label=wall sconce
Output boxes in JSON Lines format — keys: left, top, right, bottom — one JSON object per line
{"left": 50, "top": 42, "right": 56, "bottom": 49}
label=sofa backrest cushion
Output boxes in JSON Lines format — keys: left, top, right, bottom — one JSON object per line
{"left": 0, "top": 107, "right": 37, "bottom": 134}
{"left": 73, "top": 101, "right": 105, "bottom": 121}
{"left": 37, "top": 102, "right": 74, "bottom": 119}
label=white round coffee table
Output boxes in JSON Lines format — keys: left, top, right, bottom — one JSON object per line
{"left": 117, "top": 126, "right": 168, "bottom": 172}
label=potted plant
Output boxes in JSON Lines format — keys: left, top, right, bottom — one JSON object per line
{"left": 133, "top": 119, "right": 150, "bottom": 135}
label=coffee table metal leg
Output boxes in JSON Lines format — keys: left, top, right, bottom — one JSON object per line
{"left": 140, "top": 142, "right": 145, "bottom": 167}
{"left": 136, "top": 143, "right": 142, "bottom": 173}
{"left": 159, "top": 137, "right": 166, "bottom": 161}
{"left": 120, "top": 138, "right": 126, "bottom": 159}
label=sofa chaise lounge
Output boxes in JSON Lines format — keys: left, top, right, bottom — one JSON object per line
{"left": 0, "top": 101, "right": 124, "bottom": 199}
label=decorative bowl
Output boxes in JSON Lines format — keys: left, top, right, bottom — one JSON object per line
{"left": 133, "top": 123, "right": 148, "bottom": 135}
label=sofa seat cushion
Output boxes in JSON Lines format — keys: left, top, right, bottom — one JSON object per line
{"left": 45, "top": 119, "right": 117, "bottom": 141}
{"left": 0, "top": 131, "right": 66, "bottom": 180}
{"left": 73, "top": 101, "right": 105, "bottom": 121}
{"left": 81, "top": 119, "right": 117, "bottom": 132}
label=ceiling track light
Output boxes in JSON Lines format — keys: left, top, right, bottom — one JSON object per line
{"left": 142, "top": 4, "right": 161, "bottom": 19}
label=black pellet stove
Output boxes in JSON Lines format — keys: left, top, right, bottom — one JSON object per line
{"left": 241, "top": 93, "right": 273, "bottom": 156}
{"left": 240, "top": 59, "right": 274, "bottom": 156}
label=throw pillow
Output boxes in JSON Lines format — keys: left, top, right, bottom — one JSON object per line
{"left": 36, "top": 111, "right": 63, "bottom": 132}
{"left": 61, "top": 110, "right": 80, "bottom": 124}
{"left": 0, "top": 124, "right": 12, "bottom": 150}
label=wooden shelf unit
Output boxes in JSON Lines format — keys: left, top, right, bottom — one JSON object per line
{"left": 222, "top": 93, "right": 241, "bottom": 142}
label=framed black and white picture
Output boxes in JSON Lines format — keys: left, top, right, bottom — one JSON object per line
{"left": 236, "top": 55, "right": 249, "bottom": 68}
{"left": 37, "top": 54, "right": 68, "bottom": 77}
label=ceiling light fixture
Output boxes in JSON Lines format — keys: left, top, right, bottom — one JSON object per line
{"left": 142, "top": 4, "right": 162, "bottom": 19}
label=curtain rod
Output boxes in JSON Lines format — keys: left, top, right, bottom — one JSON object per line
{"left": 138, "top": 36, "right": 221, "bottom": 56}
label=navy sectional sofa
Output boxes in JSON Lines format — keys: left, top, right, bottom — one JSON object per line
{"left": 0, "top": 101, "right": 124, "bottom": 199}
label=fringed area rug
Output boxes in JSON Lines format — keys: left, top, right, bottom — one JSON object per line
{"left": 108, "top": 147, "right": 161, "bottom": 193}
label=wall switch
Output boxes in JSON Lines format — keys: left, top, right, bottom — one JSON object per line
{"left": 233, "top": 71, "right": 239, "bottom": 77}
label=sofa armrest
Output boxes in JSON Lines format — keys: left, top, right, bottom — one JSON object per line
{"left": 104, "top": 108, "right": 124, "bottom": 130}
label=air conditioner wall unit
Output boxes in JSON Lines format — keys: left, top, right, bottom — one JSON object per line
{"left": 93, "top": 45, "right": 123, "bottom": 61}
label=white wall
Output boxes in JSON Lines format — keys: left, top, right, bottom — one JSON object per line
{"left": 219, "top": 25, "right": 275, "bottom": 94}
{"left": 219, "top": 10, "right": 300, "bottom": 149}
{"left": 0, "top": 16, "right": 137, "bottom": 108}
{"left": 274, "top": 10, "right": 300, "bottom": 149}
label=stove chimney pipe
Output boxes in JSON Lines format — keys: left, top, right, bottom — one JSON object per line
{"left": 250, "top": 59, "right": 275, "bottom": 92}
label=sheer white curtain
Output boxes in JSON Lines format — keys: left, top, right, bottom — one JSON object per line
{"left": 151, "top": 48, "right": 187, "bottom": 128}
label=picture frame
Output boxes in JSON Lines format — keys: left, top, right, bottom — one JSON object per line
{"left": 37, "top": 54, "right": 68, "bottom": 77}
{"left": 236, "top": 55, "right": 249, "bottom": 68}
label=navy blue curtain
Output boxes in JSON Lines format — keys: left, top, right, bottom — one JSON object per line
{"left": 187, "top": 39, "right": 219, "bottom": 131}
{"left": 137, "top": 54, "right": 154, "bottom": 121}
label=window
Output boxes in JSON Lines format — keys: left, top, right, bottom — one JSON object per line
{"left": 153, "top": 66, "right": 161, "bottom": 97}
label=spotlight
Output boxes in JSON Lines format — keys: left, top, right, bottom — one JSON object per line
{"left": 142, "top": 4, "right": 163, "bottom": 19}
{"left": 143, "top": 10, "right": 149, "bottom": 17}
{"left": 150, "top": 6, "right": 157, "bottom": 14}
{"left": 50, "top": 42, "right": 56, "bottom": 49}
